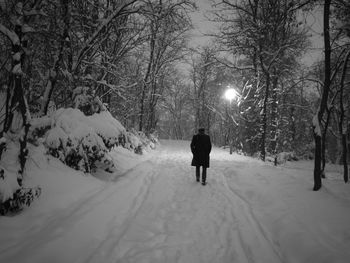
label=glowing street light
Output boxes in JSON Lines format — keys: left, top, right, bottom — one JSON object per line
{"left": 224, "top": 88, "right": 238, "bottom": 102}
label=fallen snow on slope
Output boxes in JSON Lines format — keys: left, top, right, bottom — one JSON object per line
{"left": 0, "top": 140, "right": 350, "bottom": 263}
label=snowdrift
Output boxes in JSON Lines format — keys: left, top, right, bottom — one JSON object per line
{"left": 45, "top": 108, "right": 125, "bottom": 173}
{"left": 0, "top": 107, "right": 158, "bottom": 215}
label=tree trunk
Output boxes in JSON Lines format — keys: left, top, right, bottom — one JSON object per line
{"left": 339, "top": 50, "right": 350, "bottom": 182}
{"left": 341, "top": 134, "right": 348, "bottom": 182}
{"left": 2, "top": 2, "right": 31, "bottom": 184}
{"left": 313, "top": 0, "right": 331, "bottom": 191}
{"left": 290, "top": 106, "right": 296, "bottom": 142}
{"left": 313, "top": 127, "right": 322, "bottom": 190}
{"left": 270, "top": 70, "right": 278, "bottom": 165}
{"left": 321, "top": 109, "right": 332, "bottom": 178}
{"left": 139, "top": 34, "right": 155, "bottom": 131}
{"left": 260, "top": 73, "right": 270, "bottom": 161}
{"left": 41, "top": 0, "right": 70, "bottom": 116}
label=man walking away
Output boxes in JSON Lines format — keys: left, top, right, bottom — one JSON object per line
{"left": 190, "top": 128, "right": 212, "bottom": 185}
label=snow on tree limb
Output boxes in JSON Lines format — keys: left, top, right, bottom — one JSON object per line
{"left": 23, "top": 9, "right": 47, "bottom": 17}
{"left": 72, "top": 0, "right": 140, "bottom": 73}
{"left": 0, "top": 23, "right": 19, "bottom": 45}
{"left": 12, "top": 64, "right": 23, "bottom": 75}
{"left": 22, "top": 24, "right": 36, "bottom": 34}
{"left": 214, "top": 57, "right": 254, "bottom": 70}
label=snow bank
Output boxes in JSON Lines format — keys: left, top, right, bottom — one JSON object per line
{"left": 265, "top": 151, "right": 299, "bottom": 164}
{"left": 46, "top": 108, "right": 106, "bottom": 152}
{"left": 125, "top": 130, "right": 142, "bottom": 153}
{"left": 0, "top": 105, "right": 158, "bottom": 214}
{"left": 125, "top": 129, "right": 159, "bottom": 154}
{"left": 0, "top": 141, "right": 41, "bottom": 214}
{"left": 88, "top": 111, "right": 126, "bottom": 149}
{"left": 43, "top": 108, "right": 155, "bottom": 174}
{"left": 0, "top": 166, "right": 20, "bottom": 202}
{"left": 0, "top": 141, "right": 22, "bottom": 204}
{"left": 45, "top": 108, "right": 121, "bottom": 173}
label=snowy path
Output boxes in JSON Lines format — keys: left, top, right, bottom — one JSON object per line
{"left": 1, "top": 140, "right": 350, "bottom": 263}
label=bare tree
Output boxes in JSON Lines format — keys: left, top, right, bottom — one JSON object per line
{"left": 159, "top": 73, "right": 192, "bottom": 139}
{"left": 312, "top": 0, "right": 350, "bottom": 190}
{"left": 213, "top": 0, "right": 309, "bottom": 161}
{"left": 189, "top": 46, "right": 219, "bottom": 132}
{"left": 138, "top": 0, "right": 195, "bottom": 132}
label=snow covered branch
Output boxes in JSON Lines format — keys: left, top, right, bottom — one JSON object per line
{"left": 73, "top": 0, "right": 140, "bottom": 73}
{"left": 0, "top": 23, "right": 19, "bottom": 45}
{"left": 214, "top": 57, "right": 254, "bottom": 70}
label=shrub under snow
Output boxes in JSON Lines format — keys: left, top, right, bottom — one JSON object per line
{"left": 45, "top": 108, "right": 126, "bottom": 173}
{"left": 88, "top": 111, "right": 126, "bottom": 149}
{"left": 125, "top": 129, "right": 159, "bottom": 154}
{"left": 0, "top": 99, "right": 159, "bottom": 215}
{"left": 0, "top": 166, "right": 20, "bottom": 203}
{"left": 0, "top": 141, "right": 41, "bottom": 215}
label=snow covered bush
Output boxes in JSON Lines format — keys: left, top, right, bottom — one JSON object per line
{"left": 0, "top": 143, "right": 41, "bottom": 215}
{"left": 125, "top": 129, "right": 159, "bottom": 154}
{"left": 88, "top": 111, "right": 127, "bottom": 150}
{"left": 0, "top": 167, "right": 20, "bottom": 207}
{"left": 0, "top": 184, "right": 41, "bottom": 215}
{"left": 125, "top": 130, "right": 143, "bottom": 154}
{"left": 28, "top": 115, "right": 52, "bottom": 145}
{"left": 148, "top": 131, "right": 159, "bottom": 147}
{"left": 45, "top": 108, "right": 126, "bottom": 173}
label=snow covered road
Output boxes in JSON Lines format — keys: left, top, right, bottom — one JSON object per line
{"left": 1, "top": 140, "right": 350, "bottom": 263}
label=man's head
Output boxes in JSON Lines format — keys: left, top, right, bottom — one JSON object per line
{"left": 198, "top": 128, "right": 205, "bottom": 134}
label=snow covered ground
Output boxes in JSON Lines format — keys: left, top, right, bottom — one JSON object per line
{"left": 1, "top": 140, "right": 350, "bottom": 263}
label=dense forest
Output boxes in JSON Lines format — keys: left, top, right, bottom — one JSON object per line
{"left": 0, "top": 0, "right": 349, "bottom": 213}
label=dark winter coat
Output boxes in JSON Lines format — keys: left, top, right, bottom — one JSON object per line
{"left": 191, "top": 133, "right": 212, "bottom": 168}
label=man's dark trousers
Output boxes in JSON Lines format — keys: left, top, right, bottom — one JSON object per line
{"left": 196, "top": 166, "right": 207, "bottom": 183}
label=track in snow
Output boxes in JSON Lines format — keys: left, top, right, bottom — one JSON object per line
{"left": 1, "top": 140, "right": 284, "bottom": 263}
{"left": 100, "top": 140, "right": 284, "bottom": 263}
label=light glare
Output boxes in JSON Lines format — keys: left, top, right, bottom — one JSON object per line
{"left": 224, "top": 88, "right": 237, "bottom": 101}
